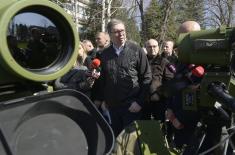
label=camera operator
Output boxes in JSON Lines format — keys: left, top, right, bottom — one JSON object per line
{"left": 162, "top": 41, "right": 178, "bottom": 65}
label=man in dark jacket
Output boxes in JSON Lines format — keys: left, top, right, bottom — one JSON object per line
{"left": 165, "top": 20, "right": 202, "bottom": 148}
{"left": 83, "top": 33, "right": 110, "bottom": 70}
{"left": 98, "top": 19, "right": 152, "bottom": 137}
{"left": 143, "top": 39, "right": 175, "bottom": 121}
{"left": 162, "top": 40, "right": 178, "bottom": 66}
{"left": 90, "top": 32, "right": 110, "bottom": 104}
{"left": 83, "top": 40, "right": 96, "bottom": 70}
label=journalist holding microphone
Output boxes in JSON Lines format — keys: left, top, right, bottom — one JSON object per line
{"left": 54, "top": 42, "right": 101, "bottom": 97}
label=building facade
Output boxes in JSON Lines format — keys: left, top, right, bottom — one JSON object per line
{"left": 50, "top": 0, "right": 90, "bottom": 31}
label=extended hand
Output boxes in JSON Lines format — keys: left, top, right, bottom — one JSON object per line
{"left": 91, "top": 70, "right": 100, "bottom": 79}
{"left": 86, "top": 77, "right": 95, "bottom": 87}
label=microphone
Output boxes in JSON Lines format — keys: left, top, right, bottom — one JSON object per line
{"left": 87, "top": 58, "right": 101, "bottom": 79}
{"left": 160, "top": 65, "right": 205, "bottom": 97}
{"left": 187, "top": 65, "right": 205, "bottom": 84}
{"left": 90, "top": 58, "right": 101, "bottom": 69}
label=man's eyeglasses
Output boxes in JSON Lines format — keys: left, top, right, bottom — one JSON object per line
{"left": 111, "top": 30, "right": 125, "bottom": 35}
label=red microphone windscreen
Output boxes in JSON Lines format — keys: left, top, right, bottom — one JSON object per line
{"left": 91, "top": 58, "right": 101, "bottom": 69}
{"left": 192, "top": 66, "right": 204, "bottom": 78}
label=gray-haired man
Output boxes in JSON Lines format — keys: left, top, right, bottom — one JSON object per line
{"left": 98, "top": 19, "right": 152, "bottom": 136}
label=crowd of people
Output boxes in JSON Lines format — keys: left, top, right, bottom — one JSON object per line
{"left": 54, "top": 19, "right": 210, "bottom": 152}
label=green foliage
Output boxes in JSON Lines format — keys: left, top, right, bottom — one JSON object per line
{"left": 79, "top": 1, "right": 102, "bottom": 43}
{"left": 174, "top": 0, "right": 204, "bottom": 27}
{"left": 144, "top": 0, "right": 162, "bottom": 40}
{"left": 112, "top": 0, "right": 141, "bottom": 44}
{"left": 82, "top": 0, "right": 141, "bottom": 44}
{"left": 144, "top": 0, "right": 205, "bottom": 42}
{"left": 143, "top": 0, "right": 177, "bottom": 42}
{"left": 58, "top": 0, "right": 206, "bottom": 45}
{"left": 126, "top": 18, "right": 141, "bottom": 44}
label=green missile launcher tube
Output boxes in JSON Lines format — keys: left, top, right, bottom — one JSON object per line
{"left": 177, "top": 27, "right": 234, "bottom": 66}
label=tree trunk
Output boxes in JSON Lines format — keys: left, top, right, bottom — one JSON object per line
{"left": 101, "top": 0, "right": 106, "bottom": 32}
{"left": 158, "top": 0, "right": 175, "bottom": 51}
{"left": 107, "top": 0, "right": 113, "bottom": 24}
{"left": 74, "top": 0, "right": 79, "bottom": 31}
{"left": 231, "top": 0, "right": 235, "bottom": 26}
{"left": 136, "top": 0, "right": 146, "bottom": 43}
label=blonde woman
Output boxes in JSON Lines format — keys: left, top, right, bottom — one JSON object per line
{"left": 74, "top": 42, "right": 87, "bottom": 68}
{"left": 54, "top": 42, "right": 99, "bottom": 97}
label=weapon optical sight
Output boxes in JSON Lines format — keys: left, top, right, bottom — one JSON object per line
{"left": 0, "top": 0, "right": 79, "bottom": 84}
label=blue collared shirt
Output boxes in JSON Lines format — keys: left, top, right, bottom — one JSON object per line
{"left": 113, "top": 44, "right": 124, "bottom": 55}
